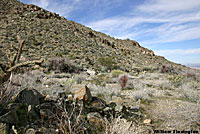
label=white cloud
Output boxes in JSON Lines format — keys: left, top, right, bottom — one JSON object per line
{"left": 137, "top": 0, "right": 200, "bottom": 12}
{"left": 155, "top": 48, "right": 200, "bottom": 56}
{"left": 85, "top": 0, "right": 200, "bottom": 46}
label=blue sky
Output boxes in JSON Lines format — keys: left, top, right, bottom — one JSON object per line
{"left": 19, "top": 0, "right": 200, "bottom": 65}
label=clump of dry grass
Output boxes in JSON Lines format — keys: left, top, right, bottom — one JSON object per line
{"left": 0, "top": 82, "right": 15, "bottom": 106}
{"left": 104, "top": 117, "right": 152, "bottom": 134}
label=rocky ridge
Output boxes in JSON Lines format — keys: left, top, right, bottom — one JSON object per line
{"left": 0, "top": 0, "right": 177, "bottom": 75}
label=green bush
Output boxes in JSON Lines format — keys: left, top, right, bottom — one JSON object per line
{"left": 97, "top": 57, "right": 118, "bottom": 71}
{"left": 110, "top": 70, "right": 125, "bottom": 78}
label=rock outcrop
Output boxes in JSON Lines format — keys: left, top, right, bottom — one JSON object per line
{"left": 0, "top": 87, "right": 142, "bottom": 133}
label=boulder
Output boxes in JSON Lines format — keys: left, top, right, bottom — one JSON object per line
{"left": 0, "top": 103, "right": 28, "bottom": 125}
{"left": 15, "top": 88, "right": 45, "bottom": 106}
{"left": 0, "top": 111, "right": 19, "bottom": 124}
{"left": 72, "top": 85, "right": 92, "bottom": 103}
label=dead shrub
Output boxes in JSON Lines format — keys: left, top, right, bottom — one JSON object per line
{"left": 185, "top": 70, "right": 200, "bottom": 82}
{"left": 45, "top": 57, "right": 83, "bottom": 73}
{"left": 159, "top": 64, "right": 178, "bottom": 74}
{"left": 0, "top": 82, "right": 15, "bottom": 106}
{"left": 118, "top": 74, "right": 129, "bottom": 89}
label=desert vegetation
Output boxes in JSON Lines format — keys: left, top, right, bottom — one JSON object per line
{"left": 0, "top": 0, "right": 200, "bottom": 133}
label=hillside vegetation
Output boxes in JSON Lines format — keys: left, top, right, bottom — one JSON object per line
{"left": 0, "top": 0, "right": 200, "bottom": 133}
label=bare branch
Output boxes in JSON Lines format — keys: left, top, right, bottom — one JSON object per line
{"left": 7, "top": 58, "right": 44, "bottom": 72}
{"left": 16, "top": 34, "right": 25, "bottom": 64}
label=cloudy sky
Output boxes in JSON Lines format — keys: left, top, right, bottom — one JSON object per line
{"left": 19, "top": 0, "right": 200, "bottom": 65}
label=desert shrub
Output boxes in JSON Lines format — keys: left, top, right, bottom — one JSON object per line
{"left": 131, "top": 90, "right": 149, "bottom": 102}
{"left": 159, "top": 64, "right": 178, "bottom": 74}
{"left": 97, "top": 57, "right": 118, "bottom": 71}
{"left": 169, "top": 75, "right": 185, "bottom": 88}
{"left": 142, "top": 67, "right": 152, "bottom": 72}
{"left": 45, "top": 57, "right": 83, "bottom": 73}
{"left": 0, "top": 82, "right": 16, "bottom": 106}
{"left": 118, "top": 74, "right": 128, "bottom": 89}
{"left": 110, "top": 70, "right": 125, "bottom": 78}
{"left": 104, "top": 117, "right": 150, "bottom": 134}
{"left": 179, "top": 92, "right": 199, "bottom": 103}
{"left": 90, "top": 74, "right": 108, "bottom": 86}
{"left": 186, "top": 81, "right": 200, "bottom": 91}
{"left": 10, "top": 70, "right": 44, "bottom": 89}
{"left": 184, "top": 70, "right": 200, "bottom": 82}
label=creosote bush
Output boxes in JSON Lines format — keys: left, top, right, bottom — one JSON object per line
{"left": 184, "top": 70, "right": 200, "bottom": 82}
{"left": 46, "top": 57, "right": 83, "bottom": 73}
{"left": 97, "top": 57, "right": 118, "bottom": 71}
{"left": 159, "top": 64, "right": 177, "bottom": 74}
{"left": 110, "top": 70, "right": 125, "bottom": 78}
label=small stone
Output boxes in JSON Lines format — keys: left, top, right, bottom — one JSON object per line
{"left": 115, "top": 105, "right": 123, "bottom": 112}
{"left": 86, "top": 69, "right": 96, "bottom": 76}
{"left": 44, "top": 95, "right": 51, "bottom": 101}
{"left": 67, "top": 94, "right": 73, "bottom": 100}
{"left": 143, "top": 119, "right": 151, "bottom": 124}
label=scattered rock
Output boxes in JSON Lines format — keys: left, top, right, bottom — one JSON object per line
{"left": 128, "top": 105, "right": 140, "bottom": 112}
{"left": 14, "top": 88, "right": 45, "bottom": 106}
{"left": 115, "top": 105, "right": 123, "bottom": 113}
{"left": 86, "top": 69, "right": 96, "bottom": 76}
{"left": 143, "top": 119, "right": 151, "bottom": 124}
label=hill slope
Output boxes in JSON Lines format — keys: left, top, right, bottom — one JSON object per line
{"left": 0, "top": 0, "right": 177, "bottom": 74}
{"left": 0, "top": 0, "right": 200, "bottom": 133}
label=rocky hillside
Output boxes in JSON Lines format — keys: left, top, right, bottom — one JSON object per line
{"left": 1, "top": 0, "right": 200, "bottom": 134}
{"left": 0, "top": 0, "right": 179, "bottom": 74}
